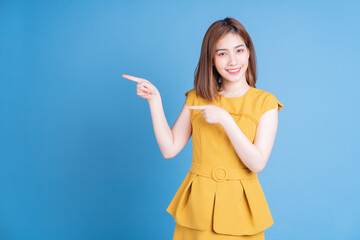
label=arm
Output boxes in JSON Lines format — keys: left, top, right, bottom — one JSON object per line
{"left": 220, "top": 105, "right": 279, "bottom": 173}
{"left": 122, "top": 74, "right": 191, "bottom": 159}
{"left": 148, "top": 95, "right": 192, "bottom": 159}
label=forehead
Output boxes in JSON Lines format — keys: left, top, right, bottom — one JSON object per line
{"left": 215, "top": 33, "right": 245, "bottom": 48}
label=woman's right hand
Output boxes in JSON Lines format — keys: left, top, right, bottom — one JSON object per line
{"left": 122, "top": 74, "right": 160, "bottom": 101}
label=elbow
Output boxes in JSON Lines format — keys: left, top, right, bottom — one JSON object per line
{"left": 251, "top": 165, "right": 264, "bottom": 174}
{"left": 163, "top": 154, "right": 174, "bottom": 159}
{"left": 162, "top": 144, "right": 180, "bottom": 159}
{"left": 251, "top": 160, "right": 267, "bottom": 173}
{"left": 250, "top": 152, "right": 269, "bottom": 173}
{"left": 163, "top": 150, "right": 175, "bottom": 159}
{"left": 160, "top": 145, "right": 174, "bottom": 159}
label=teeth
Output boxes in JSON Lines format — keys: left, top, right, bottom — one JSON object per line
{"left": 227, "top": 68, "right": 240, "bottom": 72}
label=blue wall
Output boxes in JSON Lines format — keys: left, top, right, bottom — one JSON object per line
{"left": 1, "top": 0, "right": 359, "bottom": 239}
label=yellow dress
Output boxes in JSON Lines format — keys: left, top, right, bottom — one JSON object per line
{"left": 166, "top": 86, "right": 284, "bottom": 240}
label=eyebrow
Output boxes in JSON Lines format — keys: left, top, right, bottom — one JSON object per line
{"left": 215, "top": 44, "right": 245, "bottom": 52}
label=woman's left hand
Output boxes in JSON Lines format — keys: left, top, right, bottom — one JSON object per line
{"left": 186, "top": 105, "right": 230, "bottom": 125}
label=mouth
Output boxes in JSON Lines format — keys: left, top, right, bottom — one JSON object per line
{"left": 226, "top": 67, "right": 241, "bottom": 75}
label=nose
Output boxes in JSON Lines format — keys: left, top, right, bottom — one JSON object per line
{"left": 228, "top": 52, "right": 238, "bottom": 66}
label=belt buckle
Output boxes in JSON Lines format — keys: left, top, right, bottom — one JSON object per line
{"left": 211, "top": 167, "right": 227, "bottom": 183}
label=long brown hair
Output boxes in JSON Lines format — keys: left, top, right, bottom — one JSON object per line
{"left": 193, "top": 17, "right": 257, "bottom": 102}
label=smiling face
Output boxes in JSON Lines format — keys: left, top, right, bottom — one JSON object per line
{"left": 213, "top": 33, "right": 250, "bottom": 84}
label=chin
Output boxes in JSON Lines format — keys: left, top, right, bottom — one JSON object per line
{"left": 223, "top": 74, "right": 244, "bottom": 82}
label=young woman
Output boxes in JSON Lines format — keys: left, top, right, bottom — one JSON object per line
{"left": 123, "top": 17, "right": 284, "bottom": 240}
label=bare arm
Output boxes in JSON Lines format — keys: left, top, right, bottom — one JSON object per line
{"left": 148, "top": 96, "right": 192, "bottom": 159}
{"left": 220, "top": 106, "right": 279, "bottom": 173}
{"left": 122, "top": 73, "right": 191, "bottom": 159}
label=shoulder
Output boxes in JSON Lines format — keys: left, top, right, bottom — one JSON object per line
{"left": 184, "top": 88, "right": 197, "bottom": 106}
{"left": 184, "top": 88, "right": 196, "bottom": 97}
{"left": 250, "top": 87, "right": 284, "bottom": 118}
{"left": 250, "top": 87, "right": 275, "bottom": 100}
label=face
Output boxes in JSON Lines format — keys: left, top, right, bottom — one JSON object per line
{"left": 213, "top": 33, "right": 250, "bottom": 83}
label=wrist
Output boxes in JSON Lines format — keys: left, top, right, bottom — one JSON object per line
{"left": 220, "top": 112, "right": 232, "bottom": 127}
{"left": 148, "top": 94, "right": 161, "bottom": 104}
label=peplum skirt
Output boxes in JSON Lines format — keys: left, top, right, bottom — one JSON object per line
{"left": 166, "top": 161, "right": 273, "bottom": 239}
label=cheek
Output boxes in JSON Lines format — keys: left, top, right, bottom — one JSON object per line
{"left": 240, "top": 57, "right": 249, "bottom": 67}
{"left": 214, "top": 59, "right": 225, "bottom": 70}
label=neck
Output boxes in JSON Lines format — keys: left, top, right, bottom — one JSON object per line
{"left": 219, "top": 76, "right": 250, "bottom": 96}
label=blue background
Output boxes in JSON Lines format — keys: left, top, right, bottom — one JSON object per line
{"left": 1, "top": 0, "right": 359, "bottom": 239}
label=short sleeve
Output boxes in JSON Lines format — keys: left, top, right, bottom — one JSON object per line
{"left": 184, "top": 89, "right": 195, "bottom": 106}
{"left": 262, "top": 93, "right": 284, "bottom": 115}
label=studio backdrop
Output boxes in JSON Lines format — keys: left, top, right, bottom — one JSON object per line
{"left": 1, "top": 0, "right": 359, "bottom": 239}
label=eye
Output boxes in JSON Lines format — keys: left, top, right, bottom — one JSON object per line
{"left": 218, "top": 52, "right": 226, "bottom": 56}
{"left": 238, "top": 49, "right": 244, "bottom": 53}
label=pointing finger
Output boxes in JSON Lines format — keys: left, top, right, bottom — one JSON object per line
{"left": 122, "top": 74, "right": 143, "bottom": 83}
{"left": 186, "top": 105, "right": 207, "bottom": 110}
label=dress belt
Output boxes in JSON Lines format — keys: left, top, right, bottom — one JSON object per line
{"left": 190, "top": 161, "right": 257, "bottom": 183}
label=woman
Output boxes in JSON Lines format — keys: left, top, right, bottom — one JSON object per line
{"left": 123, "top": 17, "right": 284, "bottom": 240}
